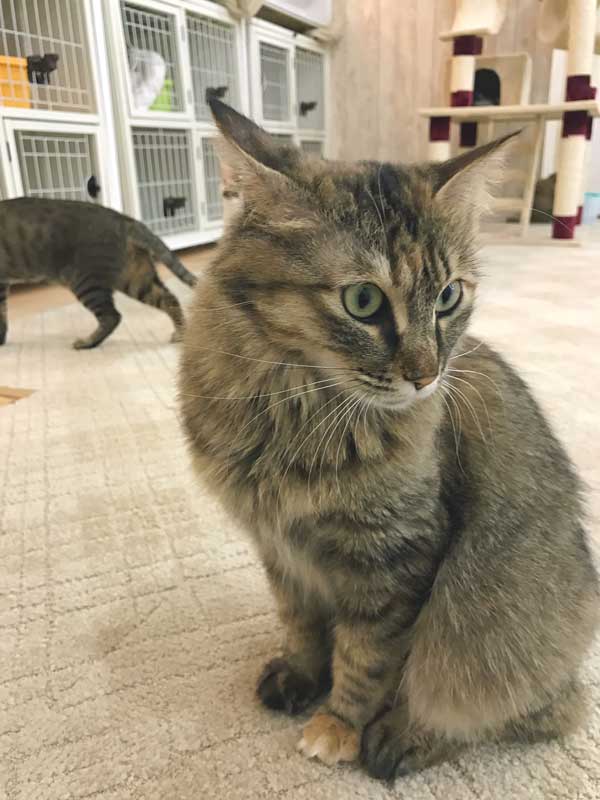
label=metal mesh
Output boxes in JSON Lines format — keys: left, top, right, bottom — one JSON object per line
{"left": 201, "top": 138, "right": 222, "bottom": 222}
{"left": 16, "top": 130, "right": 97, "bottom": 201}
{"left": 300, "top": 139, "right": 323, "bottom": 156}
{"left": 132, "top": 127, "right": 197, "bottom": 236}
{"left": 270, "top": 133, "right": 294, "bottom": 144}
{"left": 0, "top": 0, "right": 95, "bottom": 113}
{"left": 296, "top": 48, "right": 324, "bottom": 130}
{"left": 260, "top": 41, "right": 289, "bottom": 122}
{"left": 121, "top": 2, "right": 183, "bottom": 113}
{"left": 187, "top": 13, "right": 238, "bottom": 121}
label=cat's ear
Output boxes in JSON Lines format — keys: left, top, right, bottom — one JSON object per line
{"left": 430, "top": 131, "right": 520, "bottom": 224}
{"left": 209, "top": 98, "right": 300, "bottom": 185}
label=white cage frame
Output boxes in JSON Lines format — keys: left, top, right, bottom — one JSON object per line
{"left": 0, "top": 2, "right": 330, "bottom": 250}
{"left": 4, "top": 119, "right": 112, "bottom": 203}
{"left": 0, "top": 0, "right": 122, "bottom": 209}
{"left": 248, "top": 18, "right": 328, "bottom": 155}
{"left": 104, "top": 0, "right": 249, "bottom": 248}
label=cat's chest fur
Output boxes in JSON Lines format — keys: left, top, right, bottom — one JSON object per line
{"left": 255, "top": 517, "right": 336, "bottom": 603}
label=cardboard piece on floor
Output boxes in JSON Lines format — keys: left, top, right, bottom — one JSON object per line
{"left": 0, "top": 386, "right": 35, "bottom": 406}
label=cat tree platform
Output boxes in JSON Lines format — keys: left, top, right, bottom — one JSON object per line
{"left": 419, "top": 99, "right": 600, "bottom": 239}
{"left": 419, "top": 99, "right": 600, "bottom": 122}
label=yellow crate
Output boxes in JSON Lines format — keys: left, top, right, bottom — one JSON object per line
{"left": 0, "top": 56, "right": 31, "bottom": 108}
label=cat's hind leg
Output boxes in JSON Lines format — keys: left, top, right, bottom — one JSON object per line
{"left": 70, "top": 281, "right": 121, "bottom": 349}
{"left": 125, "top": 274, "right": 185, "bottom": 342}
{"left": 502, "top": 678, "right": 588, "bottom": 744}
{"left": 361, "top": 702, "right": 466, "bottom": 780}
{"left": 0, "top": 284, "right": 8, "bottom": 344}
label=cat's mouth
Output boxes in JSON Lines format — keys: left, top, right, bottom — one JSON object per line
{"left": 356, "top": 376, "right": 440, "bottom": 410}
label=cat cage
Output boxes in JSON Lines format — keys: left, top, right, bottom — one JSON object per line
{"left": 0, "top": 1, "right": 120, "bottom": 207}
{"left": 248, "top": 18, "right": 327, "bottom": 155}
{"left": 103, "top": 0, "right": 247, "bottom": 248}
{"left": 6, "top": 121, "right": 104, "bottom": 201}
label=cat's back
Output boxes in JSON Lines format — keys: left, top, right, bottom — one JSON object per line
{"left": 0, "top": 199, "right": 127, "bottom": 282}
{"left": 0, "top": 197, "right": 124, "bottom": 236}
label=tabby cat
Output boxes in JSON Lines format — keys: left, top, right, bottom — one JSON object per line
{"left": 179, "top": 100, "right": 598, "bottom": 781}
{"left": 0, "top": 198, "right": 197, "bottom": 349}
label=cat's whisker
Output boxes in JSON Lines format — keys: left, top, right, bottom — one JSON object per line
{"left": 364, "top": 185, "right": 387, "bottom": 249}
{"left": 309, "top": 392, "right": 359, "bottom": 501}
{"left": 285, "top": 391, "right": 356, "bottom": 508}
{"left": 226, "top": 379, "right": 349, "bottom": 478}
{"left": 450, "top": 341, "right": 483, "bottom": 360}
{"left": 275, "top": 389, "right": 349, "bottom": 532}
{"left": 444, "top": 379, "right": 488, "bottom": 444}
{"left": 377, "top": 165, "right": 387, "bottom": 223}
{"left": 529, "top": 206, "right": 570, "bottom": 230}
{"left": 448, "top": 367, "right": 504, "bottom": 401}
{"left": 361, "top": 395, "right": 374, "bottom": 447}
{"left": 445, "top": 373, "right": 495, "bottom": 441}
{"left": 180, "top": 376, "right": 346, "bottom": 403}
{"left": 334, "top": 394, "right": 364, "bottom": 496}
{"left": 439, "top": 384, "right": 465, "bottom": 475}
{"left": 200, "top": 300, "right": 255, "bottom": 311}
{"left": 181, "top": 343, "right": 361, "bottom": 373}
{"left": 317, "top": 392, "right": 358, "bottom": 500}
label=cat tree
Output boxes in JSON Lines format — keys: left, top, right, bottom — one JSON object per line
{"left": 421, "top": 0, "right": 600, "bottom": 240}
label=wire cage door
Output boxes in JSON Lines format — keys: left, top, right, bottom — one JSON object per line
{"left": 120, "top": 1, "right": 186, "bottom": 115}
{"left": 259, "top": 39, "right": 292, "bottom": 124}
{"left": 187, "top": 11, "right": 240, "bottom": 122}
{"left": 12, "top": 126, "right": 102, "bottom": 201}
{"left": 299, "top": 139, "right": 323, "bottom": 156}
{"left": 200, "top": 136, "right": 222, "bottom": 224}
{"left": 131, "top": 126, "right": 198, "bottom": 236}
{"left": 0, "top": 0, "right": 96, "bottom": 113}
{"left": 296, "top": 47, "right": 324, "bottom": 132}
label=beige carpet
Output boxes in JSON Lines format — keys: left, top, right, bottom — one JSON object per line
{"left": 2, "top": 238, "right": 600, "bottom": 799}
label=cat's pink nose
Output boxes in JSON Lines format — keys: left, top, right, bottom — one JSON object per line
{"left": 413, "top": 375, "right": 437, "bottom": 390}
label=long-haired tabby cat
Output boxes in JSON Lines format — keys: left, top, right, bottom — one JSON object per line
{"left": 179, "top": 100, "right": 598, "bottom": 781}
{"left": 0, "top": 197, "right": 197, "bottom": 349}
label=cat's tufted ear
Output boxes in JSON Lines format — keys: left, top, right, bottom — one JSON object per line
{"left": 429, "top": 130, "right": 520, "bottom": 224}
{"left": 209, "top": 98, "right": 300, "bottom": 185}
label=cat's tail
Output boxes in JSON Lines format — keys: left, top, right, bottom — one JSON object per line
{"left": 128, "top": 221, "right": 198, "bottom": 288}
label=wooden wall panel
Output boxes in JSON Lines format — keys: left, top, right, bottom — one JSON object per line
{"left": 330, "top": 0, "right": 553, "bottom": 164}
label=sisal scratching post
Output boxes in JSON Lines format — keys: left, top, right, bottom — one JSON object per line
{"left": 429, "top": 1, "right": 507, "bottom": 161}
{"left": 553, "top": 0, "right": 598, "bottom": 238}
{"left": 428, "top": 35, "right": 483, "bottom": 161}
{"left": 428, "top": 117, "right": 451, "bottom": 161}
{"left": 452, "top": 35, "right": 483, "bottom": 153}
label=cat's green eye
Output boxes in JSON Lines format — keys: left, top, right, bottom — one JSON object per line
{"left": 343, "top": 283, "right": 384, "bottom": 320}
{"left": 435, "top": 281, "right": 462, "bottom": 316}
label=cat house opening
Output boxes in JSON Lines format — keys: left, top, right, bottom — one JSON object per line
{"left": 474, "top": 68, "right": 501, "bottom": 106}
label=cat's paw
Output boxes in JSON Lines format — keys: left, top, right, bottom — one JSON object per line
{"left": 361, "top": 709, "right": 457, "bottom": 780}
{"left": 298, "top": 712, "right": 359, "bottom": 766}
{"left": 72, "top": 337, "right": 97, "bottom": 350}
{"left": 257, "top": 658, "right": 320, "bottom": 715}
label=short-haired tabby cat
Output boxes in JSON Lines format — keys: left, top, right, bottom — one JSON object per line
{"left": 179, "top": 100, "right": 599, "bottom": 781}
{"left": 0, "top": 198, "right": 197, "bottom": 349}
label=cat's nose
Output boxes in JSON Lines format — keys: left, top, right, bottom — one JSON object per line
{"left": 412, "top": 375, "right": 437, "bottom": 391}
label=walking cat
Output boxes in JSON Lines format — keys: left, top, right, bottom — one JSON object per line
{"left": 179, "top": 101, "right": 599, "bottom": 781}
{"left": 0, "top": 198, "right": 197, "bottom": 349}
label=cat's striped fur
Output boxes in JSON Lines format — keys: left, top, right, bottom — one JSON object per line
{"left": 179, "top": 101, "right": 599, "bottom": 781}
{"left": 0, "top": 197, "right": 196, "bottom": 349}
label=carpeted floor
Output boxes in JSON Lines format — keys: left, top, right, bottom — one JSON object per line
{"left": 1, "top": 240, "right": 600, "bottom": 799}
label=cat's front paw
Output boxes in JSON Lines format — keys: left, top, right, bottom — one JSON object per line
{"left": 298, "top": 712, "right": 359, "bottom": 766}
{"left": 257, "top": 657, "right": 321, "bottom": 715}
